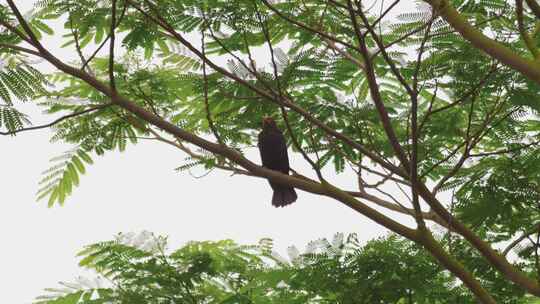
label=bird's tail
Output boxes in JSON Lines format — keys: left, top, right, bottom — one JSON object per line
{"left": 272, "top": 187, "right": 298, "bottom": 207}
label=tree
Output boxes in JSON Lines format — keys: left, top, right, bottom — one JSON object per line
{"left": 0, "top": 0, "right": 539, "bottom": 302}
{"left": 36, "top": 232, "right": 533, "bottom": 304}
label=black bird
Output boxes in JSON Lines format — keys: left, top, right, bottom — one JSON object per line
{"left": 258, "top": 117, "right": 298, "bottom": 207}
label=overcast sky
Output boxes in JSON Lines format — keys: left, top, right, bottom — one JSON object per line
{"left": 0, "top": 1, "right": 420, "bottom": 303}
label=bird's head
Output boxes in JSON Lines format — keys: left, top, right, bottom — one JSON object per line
{"left": 262, "top": 117, "right": 278, "bottom": 129}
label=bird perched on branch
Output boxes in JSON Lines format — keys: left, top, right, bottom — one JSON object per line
{"left": 258, "top": 117, "right": 298, "bottom": 207}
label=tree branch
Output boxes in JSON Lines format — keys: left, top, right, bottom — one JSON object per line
{"left": 260, "top": 0, "right": 363, "bottom": 55}
{"left": 109, "top": 0, "right": 117, "bottom": 93}
{"left": 517, "top": 0, "right": 539, "bottom": 59}
{"left": 346, "top": 0, "right": 411, "bottom": 168}
{"left": 0, "top": 43, "right": 41, "bottom": 57}
{"left": 525, "top": 0, "right": 540, "bottom": 20}
{"left": 470, "top": 139, "right": 540, "bottom": 157}
{"left": 0, "top": 103, "right": 112, "bottom": 136}
{"left": 424, "top": 0, "right": 540, "bottom": 84}
{"left": 503, "top": 223, "right": 540, "bottom": 256}
{"left": 200, "top": 31, "right": 223, "bottom": 145}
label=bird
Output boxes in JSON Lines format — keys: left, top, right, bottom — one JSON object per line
{"left": 257, "top": 117, "right": 298, "bottom": 207}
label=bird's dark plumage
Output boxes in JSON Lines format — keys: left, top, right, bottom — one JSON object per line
{"left": 258, "top": 117, "right": 298, "bottom": 207}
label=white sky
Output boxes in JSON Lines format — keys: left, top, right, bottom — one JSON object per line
{"left": 0, "top": 1, "right": 422, "bottom": 302}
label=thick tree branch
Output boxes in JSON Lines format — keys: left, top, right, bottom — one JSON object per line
{"left": 0, "top": 42, "right": 41, "bottom": 56}
{"left": 424, "top": 0, "right": 540, "bottom": 84}
{"left": 346, "top": 0, "right": 410, "bottom": 168}
{"left": 525, "top": 0, "right": 540, "bottom": 20}
{"left": 418, "top": 229, "right": 497, "bottom": 304}
{"left": 417, "top": 180, "right": 540, "bottom": 295}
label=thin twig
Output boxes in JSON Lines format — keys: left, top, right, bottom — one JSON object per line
{"left": 260, "top": 0, "right": 362, "bottom": 53}
{"left": 0, "top": 103, "right": 112, "bottom": 135}
{"left": 470, "top": 139, "right": 540, "bottom": 157}
{"left": 109, "top": 0, "right": 117, "bottom": 93}
{"left": 81, "top": 3, "right": 128, "bottom": 71}
{"left": 200, "top": 16, "right": 224, "bottom": 145}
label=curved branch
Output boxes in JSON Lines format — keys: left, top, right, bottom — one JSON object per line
{"left": 0, "top": 43, "right": 41, "bottom": 56}
{"left": 424, "top": 0, "right": 540, "bottom": 84}
{"left": 525, "top": 0, "right": 540, "bottom": 19}
{"left": 417, "top": 179, "right": 540, "bottom": 295}
{"left": 503, "top": 223, "right": 540, "bottom": 256}
{"left": 517, "top": 0, "right": 539, "bottom": 58}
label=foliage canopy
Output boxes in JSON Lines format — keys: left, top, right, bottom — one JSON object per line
{"left": 36, "top": 232, "right": 533, "bottom": 304}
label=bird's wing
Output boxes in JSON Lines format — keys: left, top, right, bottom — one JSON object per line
{"left": 258, "top": 131, "right": 271, "bottom": 166}
{"left": 274, "top": 130, "right": 290, "bottom": 173}
{"left": 258, "top": 129, "right": 290, "bottom": 174}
